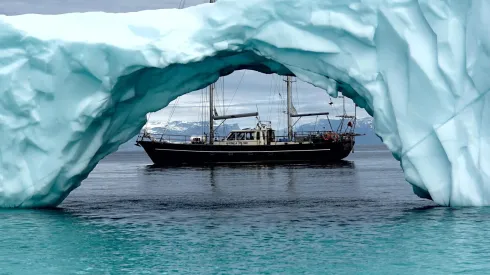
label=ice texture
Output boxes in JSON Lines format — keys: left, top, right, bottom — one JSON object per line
{"left": 0, "top": 0, "right": 489, "bottom": 207}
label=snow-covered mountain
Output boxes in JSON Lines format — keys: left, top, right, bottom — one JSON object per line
{"left": 118, "top": 117, "right": 380, "bottom": 151}
{"left": 289, "top": 117, "right": 379, "bottom": 144}
{"left": 143, "top": 120, "right": 241, "bottom": 136}
{"left": 118, "top": 121, "right": 241, "bottom": 151}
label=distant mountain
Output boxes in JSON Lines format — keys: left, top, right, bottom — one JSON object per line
{"left": 117, "top": 117, "right": 381, "bottom": 151}
{"left": 117, "top": 121, "right": 241, "bottom": 151}
{"left": 285, "top": 117, "right": 381, "bottom": 145}
{"left": 144, "top": 120, "right": 241, "bottom": 137}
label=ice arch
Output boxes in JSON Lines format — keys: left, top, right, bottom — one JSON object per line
{"left": 1, "top": 0, "right": 489, "bottom": 207}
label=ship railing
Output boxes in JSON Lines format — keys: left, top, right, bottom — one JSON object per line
{"left": 137, "top": 131, "right": 359, "bottom": 144}
{"left": 275, "top": 131, "right": 357, "bottom": 143}
{"left": 137, "top": 132, "right": 228, "bottom": 144}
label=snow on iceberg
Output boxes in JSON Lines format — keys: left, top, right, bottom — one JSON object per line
{"left": 0, "top": 0, "right": 489, "bottom": 207}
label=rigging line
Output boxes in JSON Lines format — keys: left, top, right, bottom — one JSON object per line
{"left": 203, "top": 88, "right": 207, "bottom": 135}
{"left": 276, "top": 80, "right": 280, "bottom": 133}
{"left": 278, "top": 78, "right": 285, "bottom": 136}
{"left": 343, "top": 93, "right": 346, "bottom": 115}
{"left": 222, "top": 76, "right": 225, "bottom": 117}
{"left": 199, "top": 89, "right": 202, "bottom": 134}
{"left": 329, "top": 95, "right": 340, "bottom": 117}
{"left": 294, "top": 77, "right": 299, "bottom": 113}
{"left": 275, "top": 75, "right": 281, "bottom": 118}
{"left": 214, "top": 78, "right": 221, "bottom": 114}
{"left": 293, "top": 77, "right": 298, "bottom": 133}
{"left": 269, "top": 75, "right": 279, "bottom": 122}
{"left": 198, "top": 89, "right": 201, "bottom": 134}
{"left": 201, "top": 88, "right": 207, "bottom": 135}
{"left": 224, "top": 70, "right": 247, "bottom": 115}
{"left": 281, "top": 76, "right": 286, "bottom": 131}
{"left": 203, "top": 88, "right": 208, "bottom": 135}
{"left": 162, "top": 96, "right": 181, "bottom": 135}
{"left": 274, "top": 75, "right": 282, "bottom": 127}
{"left": 274, "top": 75, "right": 281, "bottom": 115}
{"left": 269, "top": 75, "right": 276, "bottom": 123}
{"left": 142, "top": 112, "right": 152, "bottom": 134}
{"left": 314, "top": 115, "right": 318, "bottom": 131}
{"left": 283, "top": 77, "right": 288, "bottom": 136}
{"left": 221, "top": 77, "right": 226, "bottom": 136}
{"left": 266, "top": 75, "right": 275, "bottom": 122}
{"left": 336, "top": 93, "right": 346, "bottom": 133}
{"left": 198, "top": 89, "right": 201, "bottom": 135}
{"left": 327, "top": 115, "right": 334, "bottom": 131}
{"left": 200, "top": 88, "right": 204, "bottom": 135}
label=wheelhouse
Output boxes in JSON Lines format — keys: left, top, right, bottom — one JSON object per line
{"left": 212, "top": 122, "right": 276, "bottom": 146}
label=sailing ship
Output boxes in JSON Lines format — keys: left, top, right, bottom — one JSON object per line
{"left": 135, "top": 0, "right": 360, "bottom": 165}
{"left": 136, "top": 73, "right": 361, "bottom": 165}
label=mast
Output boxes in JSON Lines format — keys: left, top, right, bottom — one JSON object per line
{"left": 286, "top": 76, "right": 293, "bottom": 141}
{"left": 209, "top": 82, "right": 215, "bottom": 144}
{"left": 208, "top": 0, "right": 258, "bottom": 141}
{"left": 208, "top": 0, "right": 216, "bottom": 144}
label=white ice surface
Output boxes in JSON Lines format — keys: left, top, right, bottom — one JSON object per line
{"left": 0, "top": 0, "right": 489, "bottom": 207}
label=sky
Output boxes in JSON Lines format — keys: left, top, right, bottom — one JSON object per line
{"left": 1, "top": 0, "right": 369, "bottom": 127}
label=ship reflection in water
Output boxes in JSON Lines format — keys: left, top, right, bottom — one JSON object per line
{"left": 145, "top": 160, "right": 355, "bottom": 170}
{"left": 140, "top": 160, "right": 360, "bottom": 206}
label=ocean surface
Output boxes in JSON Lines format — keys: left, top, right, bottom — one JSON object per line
{"left": 2, "top": 145, "right": 489, "bottom": 274}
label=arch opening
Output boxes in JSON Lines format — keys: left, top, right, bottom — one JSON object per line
{"left": 29, "top": 49, "right": 376, "bottom": 208}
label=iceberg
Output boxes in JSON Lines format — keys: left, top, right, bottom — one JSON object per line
{"left": 0, "top": 0, "right": 489, "bottom": 207}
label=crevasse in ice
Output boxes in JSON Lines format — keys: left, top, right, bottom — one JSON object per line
{"left": 0, "top": 0, "right": 488, "bottom": 207}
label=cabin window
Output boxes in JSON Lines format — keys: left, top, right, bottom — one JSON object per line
{"left": 236, "top": 132, "right": 246, "bottom": 140}
{"left": 268, "top": 129, "right": 275, "bottom": 142}
{"left": 227, "top": 133, "right": 237, "bottom": 140}
{"left": 256, "top": 132, "right": 261, "bottom": 140}
{"left": 246, "top": 132, "right": 254, "bottom": 140}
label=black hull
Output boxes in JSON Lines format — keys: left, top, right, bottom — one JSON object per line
{"left": 137, "top": 140, "right": 354, "bottom": 166}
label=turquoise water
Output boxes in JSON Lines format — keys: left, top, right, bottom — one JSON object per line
{"left": 2, "top": 146, "right": 488, "bottom": 274}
